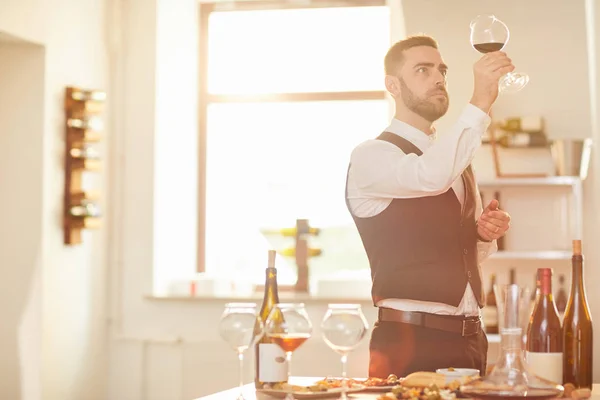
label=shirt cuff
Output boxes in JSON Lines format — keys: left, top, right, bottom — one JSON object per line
{"left": 460, "top": 103, "right": 492, "bottom": 132}
{"left": 477, "top": 239, "right": 498, "bottom": 263}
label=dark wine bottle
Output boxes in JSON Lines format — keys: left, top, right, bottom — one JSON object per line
{"left": 556, "top": 274, "right": 568, "bottom": 319}
{"left": 483, "top": 273, "right": 499, "bottom": 334}
{"left": 563, "top": 240, "right": 594, "bottom": 389}
{"left": 254, "top": 250, "right": 288, "bottom": 389}
{"left": 526, "top": 268, "right": 563, "bottom": 384}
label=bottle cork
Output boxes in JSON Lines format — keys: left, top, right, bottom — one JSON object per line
{"left": 573, "top": 240, "right": 582, "bottom": 256}
{"left": 267, "top": 249, "right": 277, "bottom": 268}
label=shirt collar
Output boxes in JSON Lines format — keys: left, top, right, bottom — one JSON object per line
{"left": 384, "top": 118, "right": 437, "bottom": 151}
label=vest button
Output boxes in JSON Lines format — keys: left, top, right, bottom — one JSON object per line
{"left": 463, "top": 248, "right": 468, "bottom": 255}
{"left": 467, "top": 271, "right": 472, "bottom": 278}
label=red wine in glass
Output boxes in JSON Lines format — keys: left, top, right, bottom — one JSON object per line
{"left": 469, "top": 14, "right": 529, "bottom": 93}
{"left": 473, "top": 42, "right": 505, "bottom": 54}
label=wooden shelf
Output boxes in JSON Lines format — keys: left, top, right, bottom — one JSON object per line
{"left": 479, "top": 176, "right": 580, "bottom": 188}
{"left": 64, "top": 86, "right": 105, "bottom": 245}
{"left": 489, "top": 250, "right": 571, "bottom": 261}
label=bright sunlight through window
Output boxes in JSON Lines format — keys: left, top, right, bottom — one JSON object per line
{"left": 203, "top": 5, "right": 391, "bottom": 287}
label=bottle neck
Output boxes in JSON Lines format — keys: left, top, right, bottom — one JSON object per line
{"left": 540, "top": 273, "right": 552, "bottom": 296}
{"left": 263, "top": 267, "right": 279, "bottom": 303}
{"left": 571, "top": 255, "right": 585, "bottom": 294}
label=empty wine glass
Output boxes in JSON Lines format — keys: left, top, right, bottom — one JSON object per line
{"left": 265, "top": 303, "right": 313, "bottom": 400}
{"left": 469, "top": 14, "right": 529, "bottom": 94}
{"left": 321, "top": 304, "right": 369, "bottom": 400}
{"left": 218, "top": 303, "right": 264, "bottom": 400}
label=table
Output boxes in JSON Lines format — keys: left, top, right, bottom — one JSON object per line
{"left": 195, "top": 378, "right": 600, "bottom": 400}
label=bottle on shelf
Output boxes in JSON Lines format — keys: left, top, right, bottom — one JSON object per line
{"left": 254, "top": 250, "right": 288, "bottom": 389}
{"left": 278, "top": 247, "right": 322, "bottom": 258}
{"left": 69, "top": 200, "right": 101, "bottom": 218}
{"left": 70, "top": 88, "right": 107, "bottom": 102}
{"left": 528, "top": 272, "right": 539, "bottom": 321}
{"left": 483, "top": 131, "right": 548, "bottom": 148}
{"left": 495, "top": 192, "right": 506, "bottom": 251}
{"left": 563, "top": 240, "right": 593, "bottom": 389}
{"left": 497, "top": 116, "right": 544, "bottom": 133}
{"left": 483, "top": 273, "right": 499, "bottom": 334}
{"left": 555, "top": 274, "right": 568, "bottom": 320}
{"left": 526, "top": 268, "right": 563, "bottom": 384}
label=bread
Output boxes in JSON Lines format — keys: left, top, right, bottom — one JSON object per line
{"left": 400, "top": 372, "right": 447, "bottom": 388}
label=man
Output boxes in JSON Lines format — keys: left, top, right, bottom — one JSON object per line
{"left": 345, "top": 35, "right": 512, "bottom": 378}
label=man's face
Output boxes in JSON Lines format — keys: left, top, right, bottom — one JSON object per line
{"left": 394, "top": 46, "right": 450, "bottom": 122}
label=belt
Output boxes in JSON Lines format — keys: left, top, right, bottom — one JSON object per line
{"left": 378, "top": 308, "right": 481, "bottom": 337}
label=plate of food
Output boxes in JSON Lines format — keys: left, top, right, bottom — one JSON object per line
{"left": 376, "top": 371, "right": 464, "bottom": 400}
{"left": 256, "top": 381, "right": 366, "bottom": 399}
{"left": 312, "top": 374, "right": 402, "bottom": 393}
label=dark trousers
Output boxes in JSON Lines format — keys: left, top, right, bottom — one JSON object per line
{"left": 368, "top": 318, "right": 488, "bottom": 378}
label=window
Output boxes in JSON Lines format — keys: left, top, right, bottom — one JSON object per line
{"left": 200, "top": 1, "right": 391, "bottom": 286}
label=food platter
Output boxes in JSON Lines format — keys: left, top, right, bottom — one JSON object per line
{"left": 313, "top": 375, "right": 402, "bottom": 393}
{"left": 257, "top": 384, "right": 366, "bottom": 399}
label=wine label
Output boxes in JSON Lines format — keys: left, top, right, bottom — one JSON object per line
{"left": 525, "top": 351, "right": 563, "bottom": 384}
{"left": 258, "top": 343, "right": 288, "bottom": 382}
{"left": 482, "top": 306, "right": 498, "bottom": 327}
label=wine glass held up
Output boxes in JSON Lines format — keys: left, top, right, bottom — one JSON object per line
{"left": 321, "top": 304, "right": 369, "bottom": 400}
{"left": 470, "top": 14, "right": 529, "bottom": 94}
{"left": 218, "top": 303, "right": 264, "bottom": 400}
{"left": 265, "top": 303, "right": 313, "bottom": 400}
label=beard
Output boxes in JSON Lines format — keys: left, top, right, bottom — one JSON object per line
{"left": 399, "top": 77, "right": 449, "bottom": 122}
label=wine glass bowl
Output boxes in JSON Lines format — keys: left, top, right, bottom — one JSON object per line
{"left": 321, "top": 304, "right": 369, "bottom": 354}
{"left": 469, "top": 14, "right": 529, "bottom": 93}
{"left": 321, "top": 304, "right": 369, "bottom": 400}
{"left": 219, "top": 302, "right": 264, "bottom": 352}
{"left": 265, "top": 303, "right": 313, "bottom": 400}
{"left": 218, "top": 303, "right": 264, "bottom": 400}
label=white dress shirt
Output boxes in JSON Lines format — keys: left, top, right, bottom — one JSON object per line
{"left": 346, "top": 104, "right": 498, "bottom": 317}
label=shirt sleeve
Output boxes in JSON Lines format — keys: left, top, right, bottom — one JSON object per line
{"left": 350, "top": 103, "right": 491, "bottom": 199}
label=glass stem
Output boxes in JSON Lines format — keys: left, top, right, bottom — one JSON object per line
{"left": 285, "top": 352, "right": 294, "bottom": 400}
{"left": 286, "top": 351, "right": 293, "bottom": 381}
{"left": 238, "top": 351, "right": 244, "bottom": 399}
{"left": 341, "top": 354, "right": 348, "bottom": 400}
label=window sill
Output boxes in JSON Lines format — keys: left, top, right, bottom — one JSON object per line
{"left": 145, "top": 291, "right": 373, "bottom": 303}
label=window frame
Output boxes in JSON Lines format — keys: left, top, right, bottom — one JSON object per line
{"left": 197, "top": 0, "right": 388, "bottom": 272}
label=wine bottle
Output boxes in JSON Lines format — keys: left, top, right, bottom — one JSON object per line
{"left": 278, "top": 247, "right": 322, "bottom": 258}
{"left": 483, "top": 273, "right": 499, "bottom": 334}
{"left": 528, "top": 273, "right": 539, "bottom": 322}
{"left": 495, "top": 192, "right": 506, "bottom": 251}
{"left": 563, "top": 240, "right": 594, "bottom": 389}
{"left": 254, "top": 250, "right": 288, "bottom": 389}
{"left": 70, "top": 88, "right": 107, "bottom": 102}
{"left": 483, "top": 131, "right": 548, "bottom": 148}
{"left": 497, "top": 116, "right": 544, "bottom": 133}
{"left": 556, "top": 274, "right": 568, "bottom": 320}
{"left": 526, "top": 268, "right": 563, "bottom": 384}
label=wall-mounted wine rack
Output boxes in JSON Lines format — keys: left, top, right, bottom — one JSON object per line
{"left": 63, "top": 86, "right": 106, "bottom": 245}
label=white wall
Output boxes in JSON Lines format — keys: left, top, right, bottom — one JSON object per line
{"left": 0, "top": 41, "right": 45, "bottom": 400}
{"left": 0, "top": 0, "right": 110, "bottom": 398}
{"left": 0, "top": 0, "right": 44, "bottom": 44}
{"left": 40, "top": 0, "right": 109, "bottom": 397}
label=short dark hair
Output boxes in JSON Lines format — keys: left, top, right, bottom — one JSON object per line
{"left": 384, "top": 35, "right": 439, "bottom": 75}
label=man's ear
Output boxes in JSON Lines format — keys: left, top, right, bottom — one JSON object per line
{"left": 385, "top": 75, "right": 400, "bottom": 97}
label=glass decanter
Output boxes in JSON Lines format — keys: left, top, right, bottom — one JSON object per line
{"left": 460, "top": 284, "right": 564, "bottom": 399}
